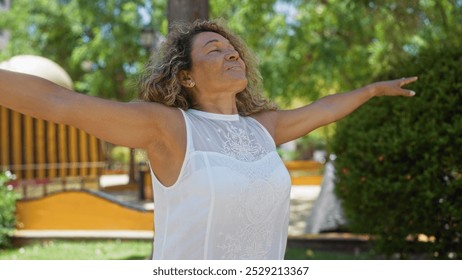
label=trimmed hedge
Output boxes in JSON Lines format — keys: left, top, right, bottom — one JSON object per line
{"left": 332, "top": 44, "right": 462, "bottom": 259}
{"left": 0, "top": 171, "right": 18, "bottom": 248}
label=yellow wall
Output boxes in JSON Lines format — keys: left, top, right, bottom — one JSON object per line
{"left": 16, "top": 191, "right": 154, "bottom": 230}
{"left": 285, "top": 160, "right": 323, "bottom": 186}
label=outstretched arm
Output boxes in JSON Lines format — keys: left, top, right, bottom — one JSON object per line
{"left": 268, "top": 77, "right": 418, "bottom": 145}
{"left": 0, "top": 69, "right": 182, "bottom": 149}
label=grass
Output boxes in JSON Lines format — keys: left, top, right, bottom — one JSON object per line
{"left": 0, "top": 240, "right": 374, "bottom": 260}
{"left": 0, "top": 240, "right": 152, "bottom": 260}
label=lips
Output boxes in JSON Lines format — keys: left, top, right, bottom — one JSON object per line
{"left": 227, "top": 65, "right": 243, "bottom": 71}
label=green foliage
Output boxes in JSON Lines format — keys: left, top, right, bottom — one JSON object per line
{"left": 332, "top": 43, "right": 462, "bottom": 259}
{"left": 2, "top": 0, "right": 460, "bottom": 107}
{"left": 0, "top": 171, "right": 18, "bottom": 248}
{"left": 211, "top": 0, "right": 462, "bottom": 106}
{"left": 111, "top": 146, "right": 130, "bottom": 165}
{"left": 0, "top": 0, "right": 162, "bottom": 101}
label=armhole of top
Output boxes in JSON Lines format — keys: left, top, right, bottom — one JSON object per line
{"left": 249, "top": 116, "right": 277, "bottom": 148}
{"left": 149, "top": 108, "right": 193, "bottom": 190}
{"left": 179, "top": 108, "right": 194, "bottom": 152}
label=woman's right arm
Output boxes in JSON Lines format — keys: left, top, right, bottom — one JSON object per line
{"left": 0, "top": 69, "right": 183, "bottom": 150}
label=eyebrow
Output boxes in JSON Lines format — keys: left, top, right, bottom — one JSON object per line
{"left": 203, "top": 39, "right": 220, "bottom": 48}
{"left": 203, "top": 38, "right": 231, "bottom": 48}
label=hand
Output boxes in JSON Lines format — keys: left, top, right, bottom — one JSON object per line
{"left": 370, "top": 76, "right": 418, "bottom": 97}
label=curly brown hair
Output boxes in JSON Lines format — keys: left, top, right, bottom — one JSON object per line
{"left": 139, "top": 19, "right": 277, "bottom": 116}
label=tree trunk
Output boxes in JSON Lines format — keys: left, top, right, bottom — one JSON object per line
{"left": 167, "top": 0, "right": 209, "bottom": 30}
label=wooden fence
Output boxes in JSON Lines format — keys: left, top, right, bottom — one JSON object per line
{"left": 0, "top": 106, "right": 106, "bottom": 197}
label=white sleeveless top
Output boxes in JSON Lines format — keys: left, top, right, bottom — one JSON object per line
{"left": 150, "top": 109, "right": 292, "bottom": 260}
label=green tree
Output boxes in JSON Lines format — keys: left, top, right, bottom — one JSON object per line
{"left": 0, "top": 0, "right": 162, "bottom": 101}
{"left": 209, "top": 0, "right": 461, "bottom": 152}
{"left": 3, "top": 0, "right": 460, "bottom": 104}
{"left": 332, "top": 42, "right": 462, "bottom": 259}
{"left": 211, "top": 0, "right": 462, "bottom": 105}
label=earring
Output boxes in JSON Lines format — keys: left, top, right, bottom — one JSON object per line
{"left": 189, "top": 81, "right": 195, "bottom": 87}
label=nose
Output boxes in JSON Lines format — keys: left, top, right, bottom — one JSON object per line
{"left": 225, "top": 49, "right": 240, "bottom": 61}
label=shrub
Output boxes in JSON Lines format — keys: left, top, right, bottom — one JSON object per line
{"left": 332, "top": 44, "right": 462, "bottom": 259}
{"left": 0, "top": 171, "right": 18, "bottom": 248}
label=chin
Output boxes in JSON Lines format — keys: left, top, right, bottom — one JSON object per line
{"left": 227, "top": 77, "right": 248, "bottom": 94}
{"left": 237, "top": 79, "right": 248, "bottom": 91}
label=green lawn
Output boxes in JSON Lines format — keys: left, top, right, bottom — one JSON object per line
{"left": 0, "top": 240, "right": 152, "bottom": 260}
{"left": 0, "top": 240, "right": 374, "bottom": 260}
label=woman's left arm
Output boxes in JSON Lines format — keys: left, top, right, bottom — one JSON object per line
{"left": 270, "top": 77, "right": 418, "bottom": 145}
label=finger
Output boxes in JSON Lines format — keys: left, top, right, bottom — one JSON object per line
{"left": 395, "top": 89, "right": 415, "bottom": 97}
{"left": 399, "top": 76, "right": 418, "bottom": 87}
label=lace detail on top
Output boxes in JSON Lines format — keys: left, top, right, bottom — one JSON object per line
{"left": 186, "top": 109, "right": 274, "bottom": 162}
{"left": 221, "top": 125, "right": 267, "bottom": 161}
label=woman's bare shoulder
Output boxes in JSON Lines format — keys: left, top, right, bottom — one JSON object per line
{"left": 128, "top": 101, "right": 184, "bottom": 127}
{"left": 250, "top": 110, "right": 279, "bottom": 139}
{"left": 136, "top": 102, "right": 186, "bottom": 138}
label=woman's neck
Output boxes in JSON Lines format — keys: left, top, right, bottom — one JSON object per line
{"left": 193, "top": 91, "right": 238, "bottom": 115}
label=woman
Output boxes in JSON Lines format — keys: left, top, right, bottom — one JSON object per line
{"left": 0, "top": 20, "right": 417, "bottom": 259}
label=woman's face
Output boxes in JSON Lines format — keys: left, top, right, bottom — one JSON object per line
{"left": 187, "top": 31, "right": 248, "bottom": 96}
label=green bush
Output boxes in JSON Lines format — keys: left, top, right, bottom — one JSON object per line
{"left": 332, "top": 44, "right": 462, "bottom": 259}
{"left": 111, "top": 146, "right": 130, "bottom": 165}
{"left": 0, "top": 171, "right": 18, "bottom": 248}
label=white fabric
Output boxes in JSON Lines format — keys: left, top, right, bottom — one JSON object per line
{"left": 305, "top": 162, "right": 348, "bottom": 234}
{"left": 150, "top": 109, "right": 292, "bottom": 260}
